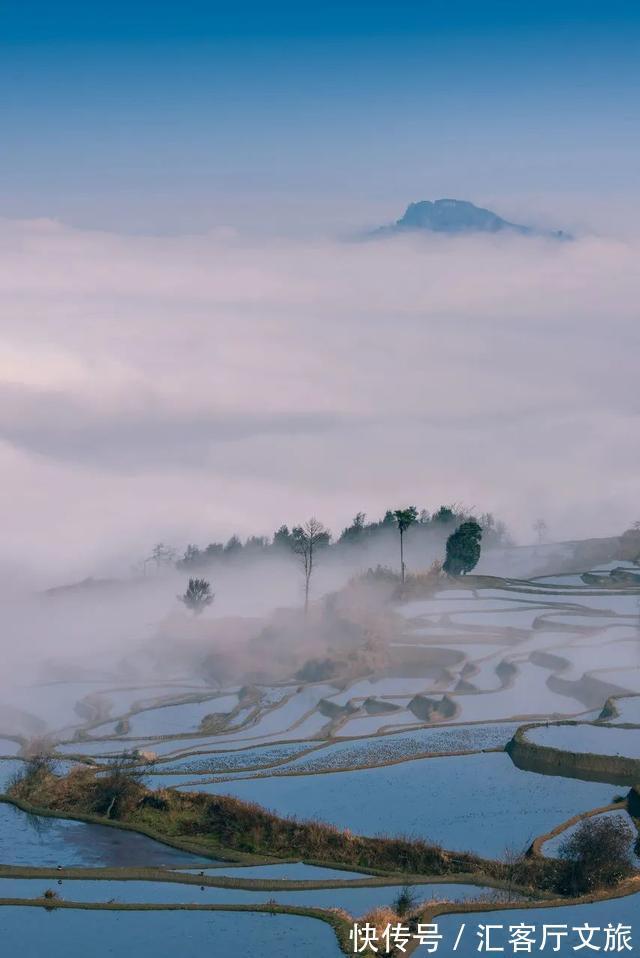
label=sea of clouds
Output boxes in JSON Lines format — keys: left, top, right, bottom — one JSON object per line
{"left": 0, "top": 217, "right": 637, "bottom": 580}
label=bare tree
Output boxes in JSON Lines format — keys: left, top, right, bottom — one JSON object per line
{"left": 292, "top": 518, "right": 330, "bottom": 613}
{"left": 500, "top": 843, "right": 529, "bottom": 902}
{"left": 145, "top": 542, "right": 176, "bottom": 574}
{"left": 92, "top": 753, "right": 146, "bottom": 819}
{"left": 533, "top": 518, "right": 548, "bottom": 544}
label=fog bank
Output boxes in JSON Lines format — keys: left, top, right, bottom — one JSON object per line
{"left": 0, "top": 218, "right": 638, "bottom": 578}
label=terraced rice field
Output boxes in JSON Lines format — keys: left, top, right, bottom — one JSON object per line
{"left": 606, "top": 694, "right": 640, "bottom": 723}
{"left": 177, "top": 752, "right": 616, "bottom": 858}
{"left": 1, "top": 565, "right": 638, "bottom": 956}
{"left": 0, "top": 876, "right": 495, "bottom": 912}
{"left": 525, "top": 723, "right": 640, "bottom": 759}
{"left": 417, "top": 893, "right": 640, "bottom": 957}
{"left": 0, "top": 908, "right": 347, "bottom": 958}
{"left": 0, "top": 804, "right": 209, "bottom": 868}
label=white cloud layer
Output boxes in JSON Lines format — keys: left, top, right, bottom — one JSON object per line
{"left": 1, "top": 217, "right": 638, "bottom": 577}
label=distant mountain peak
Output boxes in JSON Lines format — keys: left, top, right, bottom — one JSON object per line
{"left": 375, "top": 198, "right": 569, "bottom": 239}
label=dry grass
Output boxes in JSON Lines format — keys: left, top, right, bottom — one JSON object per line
{"left": 9, "top": 764, "right": 570, "bottom": 894}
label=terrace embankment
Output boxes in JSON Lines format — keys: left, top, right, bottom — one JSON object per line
{"left": 8, "top": 764, "right": 570, "bottom": 894}
{"left": 546, "top": 675, "right": 629, "bottom": 710}
{"left": 507, "top": 722, "right": 640, "bottom": 786}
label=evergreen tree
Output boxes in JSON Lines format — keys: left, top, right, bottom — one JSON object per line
{"left": 443, "top": 521, "right": 483, "bottom": 575}
{"left": 178, "top": 578, "right": 214, "bottom": 614}
{"left": 272, "top": 525, "right": 294, "bottom": 550}
{"left": 339, "top": 512, "right": 367, "bottom": 544}
{"left": 223, "top": 535, "right": 243, "bottom": 556}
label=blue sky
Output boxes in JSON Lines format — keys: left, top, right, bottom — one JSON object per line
{"left": 0, "top": 1, "right": 639, "bottom": 232}
{"left": 2, "top": 1, "right": 638, "bottom": 41}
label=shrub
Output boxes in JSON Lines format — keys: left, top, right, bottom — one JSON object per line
{"left": 295, "top": 657, "right": 340, "bottom": 682}
{"left": 400, "top": 561, "right": 445, "bottom": 598}
{"left": 8, "top": 753, "right": 57, "bottom": 796}
{"left": 91, "top": 754, "right": 145, "bottom": 819}
{"left": 360, "top": 565, "right": 401, "bottom": 585}
{"left": 558, "top": 815, "right": 636, "bottom": 893}
{"left": 392, "top": 885, "right": 419, "bottom": 916}
{"left": 42, "top": 888, "right": 61, "bottom": 911}
{"left": 139, "top": 792, "right": 169, "bottom": 811}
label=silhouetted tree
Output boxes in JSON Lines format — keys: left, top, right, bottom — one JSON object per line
{"left": 480, "top": 512, "right": 512, "bottom": 548}
{"left": 292, "top": 518, "right": 330, "bottom": 613}
{"left": 393, "top": 507, "right": 418, "bottom": 584}
{"left": 244, "top": 535, "right": 269, "bottom": 554}
{"left": 272, "top": 525, "right": 294, "bottom": 550}
{"left": 443, "top": 520, "right": 483, "bottom": 575}
{"left": 432, "top": 505, "right": 457, "bottom": 525}
{"left": 177, "top": 544, "right": 204, "bottom": 570}
{"left": 339, "top": 512, "right": 367, "bottom": 544}
{"left": 203, "top": 542, "right": 224, "bottom": 560}
{"left": 533, "top": 518, "right": 548, "bottom": 544}
{"left": 223, "top": 535, "right": 243, "bottom": 557}
{"left": 145, "top": 542, "right": 176, "bottom": 574}
{"left": 178, "top": 577, "right": 214, "bottom": 615}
